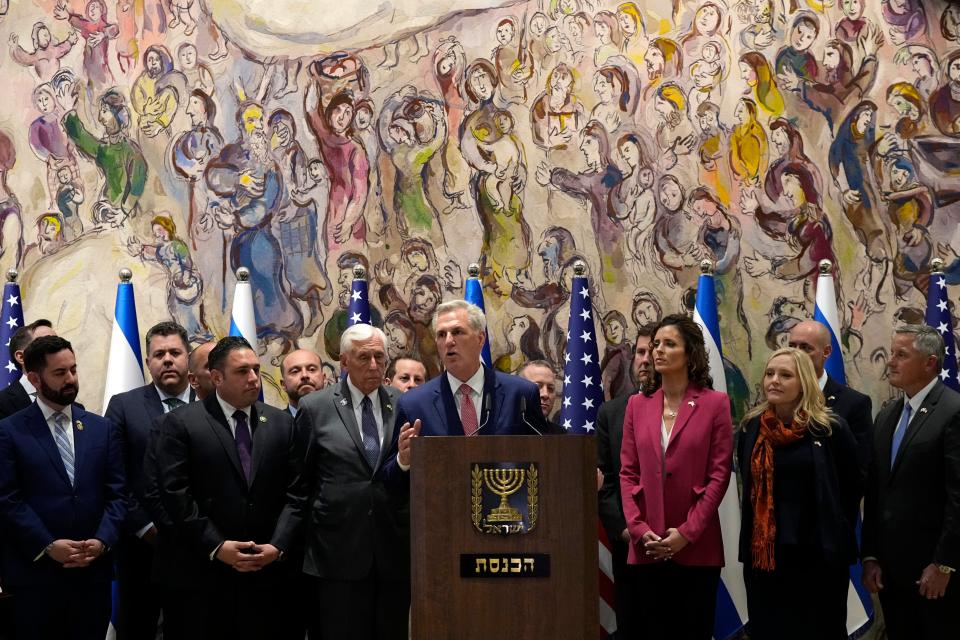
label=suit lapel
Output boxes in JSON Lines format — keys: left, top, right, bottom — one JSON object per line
{"left": 203, "top": 395, "right": 247, "bottom": 485}
{"left": 334, "top": 379, "right": 368, "bottom": 467}
{"left": 891, "top": 383, "right": 943, "bottom": 478}
{"left": 70, "top": 406, "right": 88, "bottom": 487}
{"left": 144, "top": 384, "right": 165, "bottom": 419}
{"left": 823, "top": 377, "right": 841, "bottom": 405}
{"left": 249, "top": 403, "right": 266, "bottom": 486}
{"left": 26, "top": 403, "right": 72, "bottom": 486}
{"left": 486, "top": 367, "right": 502, "bottom": 435}
{"left": 664, "top": 386, "right": 702, "bottom": 451}
{"left": 645, "top": 390, "right": 665, "bottom": 453}
{"left": 437, "top": 375, "right": 464, "bottom": 435}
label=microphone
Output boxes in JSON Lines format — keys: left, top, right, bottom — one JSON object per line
{"left": 519, "top": 396, "right": 544, "bottom": 436}
{"left": 467, "top": 393, "right": 492, "bottom": 436}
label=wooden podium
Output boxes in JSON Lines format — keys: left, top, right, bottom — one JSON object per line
{"left": 410, "top": 435, "right": 599, "bottom": 638}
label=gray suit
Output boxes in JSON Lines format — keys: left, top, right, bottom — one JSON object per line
{"left": 297, "top": 378, "right": 410, "bottom": 640}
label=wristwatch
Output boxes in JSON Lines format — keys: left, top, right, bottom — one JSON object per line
{"left": 937, "top": 564, "right": 955, "bottom": 574}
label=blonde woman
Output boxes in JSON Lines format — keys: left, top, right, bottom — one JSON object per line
{"left": 737, "top": 348, "right": 862, "bottom": 640}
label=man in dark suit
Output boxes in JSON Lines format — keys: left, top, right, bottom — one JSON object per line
{"left": 395, "top": 300, "right": 549, "bottom": 466}
{"left": 789, "top": 320, "right": 874, "bottom": 467}
{"left": 519, "top": 359, "right": 566, "bottom": 432}
{"left": 105, "top": 321, "right": 192, "bottom": 640}
{"left": 862, "top": 324, "right": 960, "bottom": 639}
{"left": 0, "top": 336, "right": 126, "bottom": 640}
{"left": 280, "top": 349, "right": 323, "bottom": 417}
{"left": 298, "top": 323, "right": 409, "bottom": 639}
{"left": 155, "top": 336, "right": 308, "bottom": 640}
{"left": 0, "top": 319, "right": 55, "bottom": 420}
{"left": 596, "top": 324, "right": 654, "bottom": 638}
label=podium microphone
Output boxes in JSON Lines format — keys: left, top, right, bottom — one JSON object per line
{"left": 519, "top": 396, "right": 544, "bottom": 436}
{"left": 468, "top": 394, "right": 492, "bottom": 436}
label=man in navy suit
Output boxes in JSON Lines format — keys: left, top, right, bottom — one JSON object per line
{"left": 105, "top": 321, "right": 193, "bottom": 640}
{"left": 394, "top": 300, "right": 549, "bottom": 469}
{"left": 0, "top": 318, "right": 56, "bottom": 420}
{"left": 280, "top": 349, "right": 323, "bottom": 418}
{"left": 0, "top": 335, "right": 126, "bottom": 640}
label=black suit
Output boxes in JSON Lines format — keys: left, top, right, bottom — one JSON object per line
{"left": 596, "top": 392, "right": 640, "bottom": 638}
{"left": 823, "top": 376, "right": 874, "bottom": 471}
{"left": 863, "top": 381, "right": 960, "bottom": 639}
{"left": 155, "top": 394, "right": 308, "bottom": 640}
{"left": 0, "top": 381, "right": 30, "bottom": 421}
{"left": 298, "top": 380, "right": 410, "bottom": 640}
{"left": 106, "top": 384, "right": 194, "bottom": 640}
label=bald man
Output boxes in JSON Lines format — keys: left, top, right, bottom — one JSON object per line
{"left": 187, "top": 341, "right": 216, "bottom": 400}
{"left": 281, "top": 349, "right": 324, "bottom": 416}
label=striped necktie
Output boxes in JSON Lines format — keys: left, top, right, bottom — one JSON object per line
{"left": 52, "top": 412, "right": 75, "bottom": 485}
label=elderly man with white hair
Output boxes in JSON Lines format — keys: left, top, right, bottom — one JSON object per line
{"left": 297, "top": 323, "right": 410, "bottom": 640}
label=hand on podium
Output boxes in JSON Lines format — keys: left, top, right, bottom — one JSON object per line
{"left": 398, "top": 419, "right": 422, "bottom": 468}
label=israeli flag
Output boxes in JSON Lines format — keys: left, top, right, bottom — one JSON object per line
{"left": 228, "top": 267, "right": 263, "bottom": 400}
{"left": 464, "top": 266, "right": 493, "bottom": 368}
{"left": 813, "top": 262, "right": 846, "bottom": 385}
{"left": 693, "top": 267, "right": 749, "bottom": 640}
{"left": 101, "top": 271, "right": 144, "bottom": 412}
{"left": 813, "top": 262, "right": 873, "bottom": 636}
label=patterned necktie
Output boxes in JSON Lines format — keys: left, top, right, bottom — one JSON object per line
{"left": 163, "top": 397, "right": 186, "bottom": 412}
{"left": 460, "top": 383, "right": 479, "bottom": 435}
{"left": 52, "top": 412, "right": 75, "bottom": 485}
{"left": 890, "top": 402, "right": 912, "bottom": 469}
{"left": 233, "top": 410, "right": 253, "bottom": 481}
{"left": 360, "top": 396, "right": 380, "bottom": 468}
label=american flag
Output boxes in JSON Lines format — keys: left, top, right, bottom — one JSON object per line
{"left": 925, "top": 268, "right": 960, "bottom": 392}
{"left": 0, "top": 277, "right": 25, "bottom": 390}
{"left": 347, "top": 265, "right": 371, "bottom": 327}
{"left": 557, "top": 268, "right": 614, "bottom": 636}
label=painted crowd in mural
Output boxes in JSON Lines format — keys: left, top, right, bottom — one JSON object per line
{"left": 0, "top": 0, "right": 959, "bottom": 410}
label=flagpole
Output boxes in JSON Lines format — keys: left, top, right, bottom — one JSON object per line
{"left": 101, "top": 268, "right": 145, "bottom": 412}
{"left": 465, "top": 262, "right": 493, "bottom": 368}
{"left": 813, "top": 259, "right": 847, "bottom": 385}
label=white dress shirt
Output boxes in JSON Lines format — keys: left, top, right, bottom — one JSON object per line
{"left": 447, "top": 366, "right": 484, "bottom": 423}
{"left": 37, "top": 397, "right": 73, "bottom": 456}
{"left": 19, "top": 376, "right": 37, "bottom": 401}
{"left": 818, "top": 370, "right": 828, "bottom": 391}
{"left": 346, "top": 376, "right": 384, "bottom": 447}
{"left": 216, "top": 393, "right": 251, "bottom": 437}
{"left": 898, "top": 376, "right": 939, "bottom": 430}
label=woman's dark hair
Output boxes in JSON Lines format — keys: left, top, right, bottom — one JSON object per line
{"left": 644, "top": 313, "right": 713, "bottom": 395}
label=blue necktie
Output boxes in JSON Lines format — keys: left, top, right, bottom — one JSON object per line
{"left": 53, "top": 412, "right": 75, "bottom": 485}
{"left": 233, "top": 410, "right": 253, "bottom": 481}
{"left": 360, "top": 396, "right": 380, "bottom": 468}
{"left": 890, "top": 402, "right": 912, "bottom": 469}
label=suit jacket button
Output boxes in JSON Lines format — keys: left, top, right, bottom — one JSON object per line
{"left": 666, "top": 472, "right": 673, "bottom": 478}
{"left": 367, "top": 509, "right": 373, "bottom": 516}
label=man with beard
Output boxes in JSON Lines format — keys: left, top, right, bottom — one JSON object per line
{"left": 205, "top": 101, "right": 303, "bottom": 355}
{"left": 281, "top": 349, "right": 324, "bottom": 417}
{"left": 322, "top": 252, "right": 382, "bottom": 361}
{"left": 0, "top": 336, "right": 126, "bottom": 640}
{"left": 155, "top": 337, "right": 307, "bottom": 639}
{"left": 131, "top": 45, "right": 184, "bottom": 138}
{"left": 61, "top": 85, "right": 147, "bottom": 227}
{"left": 105, "top": 322, "right": 193, "bottom": 640}
{"left": 0, "top": 319, "right": 56, "bottom": 419}
{"left": 596, "top": 323, "right": 656, "bottom": 638}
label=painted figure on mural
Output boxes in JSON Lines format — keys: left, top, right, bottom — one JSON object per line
{"left": 204, "top": 100, "right": 303, "bottom": 352}
{"left": 599, "top": 309, "right": 632, "bottom": 400}
{"left": 492, "top": 16, "right": 534, "bottom": 104}
{"left": 59, "top": 84, "right": 147, "bottom": 227}
{"left": 114, "top": 0, "right": 138, "bottom": 74}
{"left": 126, "top": 214, "right": 212, "bottom": 342}
{"left": 530, "top": 62, "right": 585, "bottom": 150}
{"left": 28, "top": 83, "right": 80, "bottom": 208}
{"left": 432, "top": 37, "right": 472, "bottom": 212}
{"left": 177, "top": 43, "right": 216, "bottom": 96}
{"left": 0, "top": 130, "right": 23, "bottom": 276}
{"left": 494, "top": 314, "right": 546, "bottom": 373}
{"left": 322, "top": 252, "right": 383, "bottom": 362}
{"left": 268, "top": 108, "right": 333, "bottom": 337}
{"left": 8, "top": 21, "right": 77, "bottom": 81}
{"left": 55, "top": 165, "right": 84, "bottom": 241}
{"left": 54, "top": 0, "right": 119, "bottom": 89}
{"left": 131, "top": 45, "right": 185, "bottom": 139}
{"left": 929, "top": 50, "right": 960, "bottom": 138}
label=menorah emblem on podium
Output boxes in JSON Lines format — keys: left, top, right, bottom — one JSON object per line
{"left": 483, "top": 468, "right": 525, "bottom": 522}
{"left": 471, "top": 462, "right": 539, "bottom": 535}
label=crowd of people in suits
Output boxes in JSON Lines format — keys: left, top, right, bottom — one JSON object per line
{"left": 0, "top": 297, "right": 956, "bottom": 640}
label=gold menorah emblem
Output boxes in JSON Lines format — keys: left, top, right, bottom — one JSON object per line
{"left": 482, "top": 468, "right": 525, "bottom": 522}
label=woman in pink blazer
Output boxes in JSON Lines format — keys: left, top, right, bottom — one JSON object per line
{"left": 620, "top": 313, "right": 733, "bottom": 639}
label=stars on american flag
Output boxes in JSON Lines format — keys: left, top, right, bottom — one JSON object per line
{"left": 0, "top": 281, "right": 24, "bottom": 390}
{"left": 925, "top": 275, "right": 959, "bottom": 392}
{"left": 347, "top": 276, "right": 371, "bottom": 327}
{"left": 559, "top": 274, "right": 604, "bottom": 434}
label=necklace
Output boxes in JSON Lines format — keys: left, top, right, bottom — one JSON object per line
{"left": 663, "top": 403, "right": 678, "bottom": 419}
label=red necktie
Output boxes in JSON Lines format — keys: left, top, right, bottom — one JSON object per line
{"left": 459, "top": 383, "right": 478, "bottom": 435}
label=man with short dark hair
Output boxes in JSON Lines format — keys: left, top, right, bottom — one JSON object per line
{"left": 385, "top": 355, "right": 427, "bottom": 393}
{"left": 280, "top": 349, "right": 323, "bottom": 416}
{"left": 862, "top": 325, "right": 960, "bottom": 639}
{"left": 106, "top": 321, "right": 192, "bottom": 640}
{"left": 0, "top": 318, "right": 55, "bottom": 419}
{"left": 0, "top": 336, "right": 126, "bottom": 640}
{"left": 298, "top": 324, "right": 409, "bottom": 639}
{"left": 518, "top": 359, "right": 560, "bottom": 422}
{"left": 156, "top": 336, "right": 307, "bottom": 639}
{"left": 596, "top": 325, "right": 655, "bottom": 638}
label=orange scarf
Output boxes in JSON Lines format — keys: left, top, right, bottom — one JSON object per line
{"left": 750, "top": 408, "right": 808, "bottom": 570}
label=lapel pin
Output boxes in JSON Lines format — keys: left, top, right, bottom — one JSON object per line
{"left": 75, "top": 420, "right": 83, "bottom": 431}
{"left": 259, "top": 415, "right": 267, "bottom": 423}
{"left": 688, "top": 401, "right": 695, "bottom": 407}
{"left": 340, "top": 398, "right": 348, "bottom": 406}
{"left": 385, "top": 404, "right": 392, "bottom": 412}
{"left": 814, "top": 440, "right": 822, "bottom": 447}
{"left": 828, "top": 395, "right": 836, "bottom": 402}
{"left": 920, "top": 407, "right": 928, "bottom": 414}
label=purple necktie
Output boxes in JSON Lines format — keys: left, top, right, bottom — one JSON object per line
{"left": 233, "top": 410, "right": 253, "bottom": 481}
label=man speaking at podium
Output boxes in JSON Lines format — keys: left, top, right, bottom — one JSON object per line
{"left": 394, "top": 299, "right": 553, "bottom": 468}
